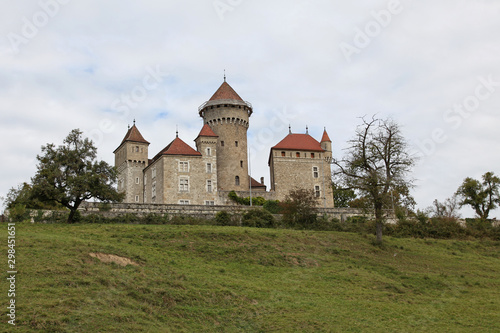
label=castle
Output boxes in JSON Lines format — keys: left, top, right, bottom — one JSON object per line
{"left": 113, "top": 79, "right": 334, "bottom": 207}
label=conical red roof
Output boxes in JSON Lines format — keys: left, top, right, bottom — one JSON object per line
{"left": 209, "top": 81, "right": 243, "bottom": 101}
{"left": 321, "top": 129, "right": 331, "bottom": 142}
{"left": 120, "top": 124, "right": 150, "bottom": 145}
{"left": 155, "top": 137, "right": 202, "bottom": 158}
{"left": 197, "top": 124, "right": 218, "bottom": 138}
{"left": 272, "top": 133, "right": 325, "bottom": 152}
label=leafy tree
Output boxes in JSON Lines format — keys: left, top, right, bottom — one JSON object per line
{"left": 281, "top": 188, "right": 318, "bottom": 228}
{"left": 332, "top": 116, "right": 415, "bottom": 243}
{"left": 31, "top": 129, "right": 124, "bottom": 223}
{"left": 456, "top": 172, "right": 500, "bottom": 221}
{"left": 4, "top": 182, "right": 63, "bottom": 210}
{"left": 332, "top": 182, "right": 357, "bottom": 208}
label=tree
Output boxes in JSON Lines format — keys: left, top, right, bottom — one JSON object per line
{"left": 4, "top": 182, "right": 63, "bottom": 210}
{"left": 456, "top": 172, "right": 500, "bottom": 221}
{"left": 31, "top": 129, "right": 124, "bottom": 223}
{"left": 332, "top": 182, "right": 357, "bottom": 208}
{"left": 430, "top": 195, "right": 460, "bottom": 220}
{"left": 332, "top": 116, "right": 415, "bottom": 243}
{"left": 280, "top": 188, "right": 318, "bottom": 228}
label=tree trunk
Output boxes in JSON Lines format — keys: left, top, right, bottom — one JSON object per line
{"left": 375, "top": 220, "right": 383, "bottom": 243}
{"left": 374, "top": 203, "right": 384, "bottom": 243}
{"left": 67, "top": 208, "right": 77, "bottom": 223}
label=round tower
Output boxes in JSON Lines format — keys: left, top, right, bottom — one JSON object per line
{"left": 198, "top": 79, "right": 252, "bottom": 191}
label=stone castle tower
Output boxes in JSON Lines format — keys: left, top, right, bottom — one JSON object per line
{"left": 113, "top": 122, "right": 149, "bottom": 203}
{"left": 198, "top": 78, "right": 253, "bottom": 192}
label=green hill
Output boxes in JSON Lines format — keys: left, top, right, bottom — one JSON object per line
{"left": 2, "top": 223, "right": 499, "bottom": 332}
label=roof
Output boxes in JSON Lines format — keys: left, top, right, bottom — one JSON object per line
{"left": 250, "top": 176, "right": 266, "bottom": 188}
{"left": 196, "top": 124, "right": 218, "bottom": 138}
{"left": 209, "top": 81, "right": 244, "bottom": 101}
{"left": 321, "top": 129, "right": 331, "bottom": 142}
{"left": 120, "top": 124, "right": 150, "bottom": 145}
{"left": 152, "top": 137, "right": 201, "bottom": 162}
{"left": 271, "top": 133, "right": 325, "bottom": 152}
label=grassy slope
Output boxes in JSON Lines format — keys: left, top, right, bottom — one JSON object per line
{"left": 1, "top": 223, "right": 499, "bottom": 332}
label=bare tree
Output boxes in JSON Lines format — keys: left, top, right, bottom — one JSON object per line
{"left": 431, "top": 195, "right": 461, "bottom": 220}
{"left": 332, "top": 116, "right": 416, "bottom": 243}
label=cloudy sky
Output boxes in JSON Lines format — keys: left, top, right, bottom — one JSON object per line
{"left": 1, "top": 0, "right": 499, "bottom": 218}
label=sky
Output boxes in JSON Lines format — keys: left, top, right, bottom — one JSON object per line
{"left": 1, "top": 0, "right": 499, "bottom": 218}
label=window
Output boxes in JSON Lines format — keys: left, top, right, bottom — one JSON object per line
{"left": 315, "top": 186, "right": 321, "bottom": 198}
{"left": 221, "top": 141, "right": 225, "bottom": 147}
{"left": 152, "top": 181, "right": 157, "bottom": 199}
{"left": 311, "top": 153, "right": 315, "bottom": 158}
{"left": 281, "top": 151, "right": 286, "bottom": 157}
{"left": 235, "top": 176, "right": 240, "bottom": 186}
{"left": 207, "top": 180, "right": 212, "bottom": 193}
{"left": 206, "top": 163, "right": 212, "bottom": 173}
{"left": 296, "top": 152, "right": 300, "bottom": 158}
{"left": 206, "top": 147, "right": 211, "bottom": 156}
{"left": 152, "top": 166, "right": 156, "bottom": 179}
{"left": 135, "top": 177, "right": 140, "bottom": 184}
{"left": 205, "top": 201, "right": 215, "bottom": 206}
{"left": 179, "top": 200, "right": 190, "bottom": 205}
{"left": 240, "top": 160, "right": 243, "bottom": 168}
{"left": 135, "top": 195, "right": 139, "bottom": 202}
{"left": 313, "top": 167, "right": 319, "bottom": 178}
{"left": 135, "top": 146, "right": 139, "bottom": 152}
{"left": 235, "top": 141, "right": 238, "bottom": 147}
{"left": 144, "top": 175, "right": 147, "bottom": 185}
{"left": 179, "top": 161, "right": 189, "bottom": 172}
{"left": 179, "top": 178, "right": 189, "bottom": 192}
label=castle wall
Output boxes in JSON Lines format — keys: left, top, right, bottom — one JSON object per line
{"left": 270, "top": 149, "right": 334, "bottom": 207}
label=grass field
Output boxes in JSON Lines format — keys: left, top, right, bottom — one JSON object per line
{"left": 1, "top": 223, "right": 499, "bottom": 332}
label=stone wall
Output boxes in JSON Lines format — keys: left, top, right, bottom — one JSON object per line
{"left": 77, "top": 202, "right": 372, "bottom": 222}
{"left": 269, "top": 149, "right": 334, "bottom": 207}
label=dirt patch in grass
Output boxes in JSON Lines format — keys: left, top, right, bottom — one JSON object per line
{"left": 89, "top": 252, "right": 139, "bottom": 266}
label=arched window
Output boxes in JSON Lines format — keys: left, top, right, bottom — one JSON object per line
{"left": 235, "top": 176, "right": 240, "bottom": 186}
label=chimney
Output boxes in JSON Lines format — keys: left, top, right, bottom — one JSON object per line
{"left": 260, "top": 177, "right": 264, "bottom": 185}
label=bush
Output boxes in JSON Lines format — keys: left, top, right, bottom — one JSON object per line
{"left": 215, "top": 210, "right": 234, "bottom": 226}
{"left": 9, "top": 204, "right": 29, "bottom": 222}
{"left": 263, "top": 200, "right": 281, "bottom": 214}
{"left": 242, "top": 209, "right": 276, "bottom": 228}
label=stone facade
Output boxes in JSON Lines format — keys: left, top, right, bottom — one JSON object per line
{"left": 114, "top": 79, "right": 336, "bottom": 208}
{"left": 114, "top": 135, "right": 149, "bottom": 203}
{"left": 269, "top": 130, "right": 334, "bottom": 207}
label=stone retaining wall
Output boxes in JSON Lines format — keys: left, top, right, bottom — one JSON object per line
{"left": 77, "top": 202, "right": 372, "bottom": 221}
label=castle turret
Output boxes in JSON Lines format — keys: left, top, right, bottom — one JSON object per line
{"left": 198, "top": 79, "right": 252, "bottom": 191}
{"left": 320, "top": 128, "right": 332, "bottom": 159}
{"left": 113, "top": 122, "right": 149, "bottom": 203}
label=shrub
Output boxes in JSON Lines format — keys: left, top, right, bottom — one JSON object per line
{"left": 9, "top": 204, "right": 29, "bottom": 222}
{"left": 281, "top": 189, "right": 318, "bottom": 229}
{"left": 215, "top": 210, "right": 234, "bottom": 226}
{"left": 242, "top": 209, "right": 276, "bottom": 228}
{"left": 252, "top": 197, "right": 266, "bottom": 206}
{"left": 263, "top": 200, "right": 281, "bottom": 214}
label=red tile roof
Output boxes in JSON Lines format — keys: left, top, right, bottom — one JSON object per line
{"left": 272, "top": 133, "right": 325, "bottom": 152}
{"left": 197, "top": 124, "right": 218, "bottom": 138}
{"left": 321, "top": 129, "right": 331, "bottom": 142}
{"left": 249, "top": 176, "right": 266, "bottom": 188}
{"left": 153, "top": 137, "right": 201, "bottom": 161}
{"left": 209, "top": 81, "right": 243, "bottom": 101}
{"left": 120, "top": 125, "right": 150, "bottom": 145}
